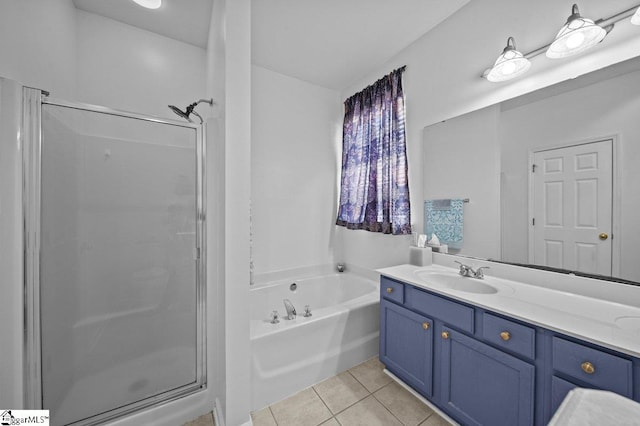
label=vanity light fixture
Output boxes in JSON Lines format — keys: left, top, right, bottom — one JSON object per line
{"left": 546, "top": 4, "right": 606, "bottom": 59}
{"left": 483, "top": 3, "right": 640, "bottom": 83}
{"left": 486, "top": 37, "right": 531, "bottom": 82}
{"left": 131, "top": 0, "right": 162, "bottom": 9}
{"left": 632, "top": 7, "right": 640, "bottom": 25}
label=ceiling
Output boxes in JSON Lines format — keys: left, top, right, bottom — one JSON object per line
{"left": 72, "top": 0, "right": 213, "bottom": 48}
{"left": 73, "top": 0, "right": 470, "bottom": 90}
{"left": 252, "top": 0, "right": 470, "bottom": 90}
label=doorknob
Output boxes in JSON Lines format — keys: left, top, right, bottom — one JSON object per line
{"left": 599, "top": 233, "right": 608, "bottom": 241}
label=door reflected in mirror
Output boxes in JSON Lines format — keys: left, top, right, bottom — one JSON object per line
{"left": 423, "top": 55, "right": 640, "bottom": 284}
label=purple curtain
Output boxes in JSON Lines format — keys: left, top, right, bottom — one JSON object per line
{"left": 336, "top": 67, "right": 411, "bottom": 235}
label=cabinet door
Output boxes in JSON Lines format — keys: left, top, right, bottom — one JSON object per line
{"left": 549, "top": 375, "right": 581, "bottom": 418}
{"left": 380, "top": 299, "right": 433, "bottom": 396}
{"left": 441, "top": 329, "right": 535, "bottom": 426}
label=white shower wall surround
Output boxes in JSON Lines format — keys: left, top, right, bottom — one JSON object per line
{"left": 0, "top": 78, "right": 211, "bottom": 426}
{"left": 249, "top": 268, "right": 380, "bottom": 411}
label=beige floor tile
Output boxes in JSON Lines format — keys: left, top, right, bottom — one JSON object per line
{"left": 251, "top": 407, "right": 277, "bottom": 426}
{"left": 374, "top": 381, "right": 434, "bottom": 426}
{"left": 335, "top": 395, "right": 403, "bottom": 426}
{"left": 348, "top": 357, "right": 392, "bottom": 393}
{"left": 182, "top": 412, "right": 214, "bottom": 426}
{"left": 314, "top": 371, "right": 370, "bottom": 414}
{"left": 319, "top": 419, "right": 341, "bottom": 426}
{"left": 419, "top": 413, "right": 454, "bottom": 426}
{"left": 270, "top": 387, "right": 332, "bottom": 426}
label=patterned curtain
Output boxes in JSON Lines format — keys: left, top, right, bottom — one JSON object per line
{"left": 336, "top": 67, "right": 411, "bottom": 235}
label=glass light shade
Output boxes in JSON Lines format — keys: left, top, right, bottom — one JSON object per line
{"left": 632, "top": 7, "right": 640, "bottom": 26}
{"left": 546, "top": 4, "right": 606, "bottom": 58}
{"left": 486, "top": 38, "right": 531, "bottom": 82}
{"left": 132, "top": 0, "right": 162, "bottom": 9}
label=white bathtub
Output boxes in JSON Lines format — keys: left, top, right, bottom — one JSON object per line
{"left": 250, "top": 272, "right": 380, "bottom": 410}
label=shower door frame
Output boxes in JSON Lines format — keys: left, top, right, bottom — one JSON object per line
{"left": 23, "top": 87, "right": 207, "bottom": 425}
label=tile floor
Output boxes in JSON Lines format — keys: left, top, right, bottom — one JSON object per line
{"left": 183, "top": 411, "right": 216, "bottom": 426}
{"left": 181, "top": 357, "right": 449, "bottom": 426}
{"left": 250, "top": 357, "right": 450, "bottom": 426}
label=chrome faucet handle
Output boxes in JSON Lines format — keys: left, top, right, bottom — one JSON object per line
{"left": 270, "top": 310, "right": 280, "bottom": 324}
{"left": 474, "top": 266, "right": 490, "bottom": 279}
{"left": 454, "top": 261, "right": 470, "bottom": 276}
{"left": 303, "top": 305, "right": 312, "bottom": 317}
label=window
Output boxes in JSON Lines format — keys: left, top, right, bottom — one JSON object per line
{"left": 336, "top": 67, "right": 411, "bottom": 235}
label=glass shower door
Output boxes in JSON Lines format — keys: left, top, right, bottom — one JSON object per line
{"left": 38, "top": 102, "right": 205, "bottom": 426}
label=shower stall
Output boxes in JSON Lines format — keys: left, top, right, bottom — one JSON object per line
{"left": 1, "top": 78, "right": 207, "bottom": 426}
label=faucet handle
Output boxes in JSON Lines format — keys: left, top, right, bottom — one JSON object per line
{"left": 303, "top": 305, "right": 312, "bottom": 317}
{"left": 475, "top": 266, "right": 490, "bottom": 279}
{"left": 270, "top": 310, "right": 280, "bottom": 324}
{"left": 454, "top": 260, "right": 469, "bottom": 276}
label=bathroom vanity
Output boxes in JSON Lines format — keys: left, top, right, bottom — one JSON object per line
{"left": 378, "top": 261, "right": 640, "bottom": 426}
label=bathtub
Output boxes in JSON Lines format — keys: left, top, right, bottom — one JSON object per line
{"left": 250, "top": 272, "right": 380, "bottom": 411}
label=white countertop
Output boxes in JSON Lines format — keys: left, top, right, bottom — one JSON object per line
{"left": 377, "top": 262, "right": 640, "bottom": 358}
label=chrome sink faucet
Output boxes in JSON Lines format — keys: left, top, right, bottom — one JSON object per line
{"left": 283, "top": 299, "right": 297, "bottom": 320}
{"left": 454, "top": 261, "right": 490, "bottom": 279}
{"left": 474, "top": 266, "right": 490, "bottom": 279}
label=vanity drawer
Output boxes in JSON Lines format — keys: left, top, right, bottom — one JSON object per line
{"left": 381, "top": 277, "right": 404, "bottom": 304}
{"left": 482, "top": 313, "right": 535, "bottom": 360}
{"left": 552, "top": 337, "right": 633, "bottom": 397}
{"left": 406, "top": 286, "right": 474, "bottom": 333}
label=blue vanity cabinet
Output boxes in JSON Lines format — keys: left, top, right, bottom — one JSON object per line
{"left": 548, "top": 336, "right": 634, "bottom": 415}
{"left": 379, "top": 275, "right": 640, "bottom": 426}
{"left": 440, "top": 327, "right": 535, "bottom": 426}
{"left": 380, "top": 298, "right": 434, "bottom": 396}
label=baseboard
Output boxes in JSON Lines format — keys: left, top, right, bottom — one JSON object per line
{"left": 213, "top": 398, "right": 225, "bottom": 426}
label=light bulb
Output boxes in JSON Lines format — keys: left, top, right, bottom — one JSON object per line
{"left": 131, "top": 0, "right": 162, "bottom": 9}
{"left": 546, "top": 4, "right": 606, "bottom": 59}
{"left": 486, "top": 37, "right": 531, "bottom": 83}
{"left": 566, "top": 32, "right": 585, "bottom": 49}
{"left": 632, "top": 7, "right": 640, "bottom": 25}
{"left": 501, "top": 61, "right": 516, "bottom": 75}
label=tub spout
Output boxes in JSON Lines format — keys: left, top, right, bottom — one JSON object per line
{"left": 283, "top": 299, "right": 297, "bottom": 320}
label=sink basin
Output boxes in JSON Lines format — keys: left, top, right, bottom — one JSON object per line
{"left": 615, "top": 316, "right": 640, "bottom": 332}
{"left": 415, "top": 271, "right": 500, "bottom": 294}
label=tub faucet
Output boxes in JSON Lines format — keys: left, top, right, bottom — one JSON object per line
{"left": 283, "top": 299, "right": 297, "bottom": 320}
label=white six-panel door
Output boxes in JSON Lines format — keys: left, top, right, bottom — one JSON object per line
{"left": 532, "top": 140, "right": 613, "bottom": 275}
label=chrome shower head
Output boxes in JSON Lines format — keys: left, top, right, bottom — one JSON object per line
{"left": 168, "top": 104, "right": 191, "bottom": 121}
{"left": 168, "top": 98, "right": 214, "bottom": 123}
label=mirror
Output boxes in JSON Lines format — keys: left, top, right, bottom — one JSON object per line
{"left": 422, "top": 55, "right": 640, "bottom": 284}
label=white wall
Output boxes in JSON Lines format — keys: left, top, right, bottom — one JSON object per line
{"left": 222, "top": 0, "right": 252, "bottom": 424}
{"left": 423, "top": 105, "right": 501, "bottom": 260}
{"left": 251, "top": 66, "right": 341, "bottom": 278}
{"left": 76, "top": 10, "right": 206, "bottom": 119}
{"left": 339, "top": 0, "right": 640, "bottom": 271}
{"left": 205, "top": 0, "right": 227, "bottom": 422}
{"left": 0, "top": 79, "right": 26, "bottom": 409}
{"left": 0, "top": 0, "right": 76, "bottom": 99}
